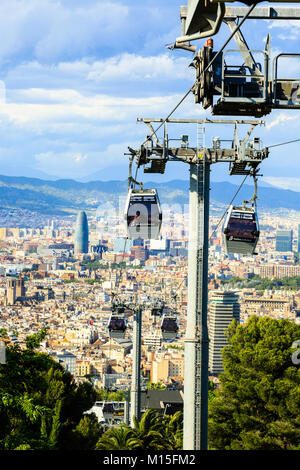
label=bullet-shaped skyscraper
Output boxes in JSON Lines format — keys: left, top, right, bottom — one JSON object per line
{"left": 75, "top": 211, "right": 89, "bottom": 254}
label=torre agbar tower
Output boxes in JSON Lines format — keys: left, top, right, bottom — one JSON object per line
{"left": 208, "top": 291, "right": 240, "bottom": 376}
{"left": 74, "top": 211, "right": 89, "bottom": 254}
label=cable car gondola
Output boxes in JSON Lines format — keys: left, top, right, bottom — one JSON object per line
{"left": 161, "top": 314, "right": 179, "bottom": 340}
{"left": 125, "top": 188, "right": 162, "bottom": 240}
{"left": 108, "top": 307, "right": 127, "bottom": 339}
{"left": 222, "top": 204, "right": 260, "bottom": 255}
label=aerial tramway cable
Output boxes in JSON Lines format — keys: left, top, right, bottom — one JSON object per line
{"left": 220, "top": 172, "right": 260, "bottom": 255}
{"left": 115, "top": 3, "right": 258, "bottom": 341}
{"left": 208, "top": 129, "right": 300, "bottom": 245}
{"left": 128, "top": 4, "right": 257, "bottom": 250}
{"left": 266, "top": 138, "right": 300, "bottom": 149}
{"left": 135, "top": 3, "right": 256, "bottom": 154}
{"left": 209, "top": 174, "right": 248, "bottom": 241}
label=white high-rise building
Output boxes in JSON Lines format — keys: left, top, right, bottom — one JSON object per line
{"left": 53, "top": 350, "right": 77, "bottom": 376}
{"left": 208, "top": 291, "right": 240, "bottom": 375}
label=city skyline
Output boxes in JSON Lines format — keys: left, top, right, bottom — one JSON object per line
{"left": 0, "top": 198, "right": 299, "bottom": 450}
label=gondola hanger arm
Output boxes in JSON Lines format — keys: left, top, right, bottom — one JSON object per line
{"left": 128, "top": 155, "right": 143, "bottom": 190}
{"left": 243, "top": 171, "right": 258, "bottom": 206}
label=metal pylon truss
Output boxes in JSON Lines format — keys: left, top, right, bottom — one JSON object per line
{"left": 131, "top": 118, "right": 269, "bottom": 176}
{"left": 126, "top": 117, "right": 269, "bottom": 450}
{"left": 171, "top": 4, "right": 300, "bottom": 118}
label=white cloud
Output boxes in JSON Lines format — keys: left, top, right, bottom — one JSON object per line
{"left": 86, "top": 53, "right": 191, "bottom": 82}
{"left": 266, "top": 113, "right": 297, "bottom": 130}
{"left": 0, "top": 0, "right": 130, "bottom": 64}
{"left": 35, "top": 150, "right": 91, "bottom": 177}
{"left": 0, "top": 84, "right": 199, "bottom": 130}
{"left": 12, "top": 88, "right": 83, "bottom": 104}
{"left": 4, "top": 53, "right": 193, "bottom": 96}
{"left": 278, "top": 34, "right": 298, "bottom": 41}
{"left": 34, "top": 142, "right": 133, "bottom": 178}
{"left": 262, "top": 177, "right": 300, "bottom": 192}
{"left": 268, "top": 19, "right": 300, "bottom": 32}
{"left": 0, "top": 0, "right": 185, "bottom": 66}
{"left": 7, "top": 1, "right": 300, "bottom": 181}
{"left": 0, "top": 82, "right": 204, "bottom": 178}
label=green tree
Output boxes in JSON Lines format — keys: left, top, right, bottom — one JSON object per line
{"left": 96, "top": 388, "right": 125, "bottom": 402}
{"left": 95, "top": 409, "right": 184, "bottom": 451}
{"left": 208, "top": 316, "right": 300, "bottom": 450}
{"left": 208, "top": 379, "right": 217, "bottom": 403}
{"left": 163, "top": 411, "right": 183, "bottom": 450}
{"left": 96, "top": 410, "right": 168, "bottom": 450}
{"left": 0, "top": 330, "right": 99, "bottom": 450}
{"left": 221, "top": 275, "right": 300, "bottom": 291}
{"left": 147, "top": 382, "right": 166, "bottom": 390}
{"left": 66, "top": 414, "right": 103, "bottom": 451}
{"left": 48, "top": 399, "right": 62, "bottom": 450}
{"left": 130, "top": 409, "right": 167, "bottom": 450}
{"left": 25, "top": 328, "right": 48, "bottom": 350}
{"left": 95, "top": 425, "right": 139, "bottom": 450}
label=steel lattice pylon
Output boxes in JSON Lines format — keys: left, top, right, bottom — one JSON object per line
{"left": 183, "top": 161, "right": 210, "bottom": 449}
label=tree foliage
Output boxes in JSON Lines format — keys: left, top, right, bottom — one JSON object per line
{"left": 222, "top": 275, "right": 300, "bottom": 291}
{"left": 96, "top": 388, "right": 125, "bottom": 402}
{"left": 147, "top": 382, "right": 166, "bottom": 390}
{"left": 96, "top": 409, "right": 184, "bottom": 451}
{"left": 208, "top": 316, "right": 300, "bottom": 450}
{"left": 0, "top": 330, "right": 99, "bottom": 450}
{"left": 95, "top": 425, "right": 139, "bottom": 450}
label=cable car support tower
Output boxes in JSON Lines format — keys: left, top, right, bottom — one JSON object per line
{"left": 127, "top": 117, "right": 268, "bottom": 449}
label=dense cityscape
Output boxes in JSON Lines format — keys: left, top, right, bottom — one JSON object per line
{"left": 1, "top": 207, "right": 299, "bottom": 390}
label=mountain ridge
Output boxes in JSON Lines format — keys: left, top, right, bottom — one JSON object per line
{"left": 0, "top": 174, "right": 298, "bottom": 215}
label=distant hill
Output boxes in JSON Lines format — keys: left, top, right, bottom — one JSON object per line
{"left": 0, "top": 174, "right": 298, "bottom": 215}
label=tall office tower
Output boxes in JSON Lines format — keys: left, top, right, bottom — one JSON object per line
{"left": 276, "top": 230, "right": 293, "bottom": 252}
{"left": 298, "top": 225, "right": 300, "bottom": 253}
{"left": 15, "top": 278, "right": 25, "bottom": 300}
{"left": 47, "top": 219, "right": 55, "bottom": 238}
{"left": 6, "top": 279, "right": 16, "bottom": 305}
{"left": 74, "top": 211, "right": 89, "bottom": 254}
{"left": 208, "top": 291, "right": 240, "bottom": 375}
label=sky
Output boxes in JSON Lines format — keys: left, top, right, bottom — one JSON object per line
{"left": 0, "top": 0, "right": 300, "bottom": 190}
